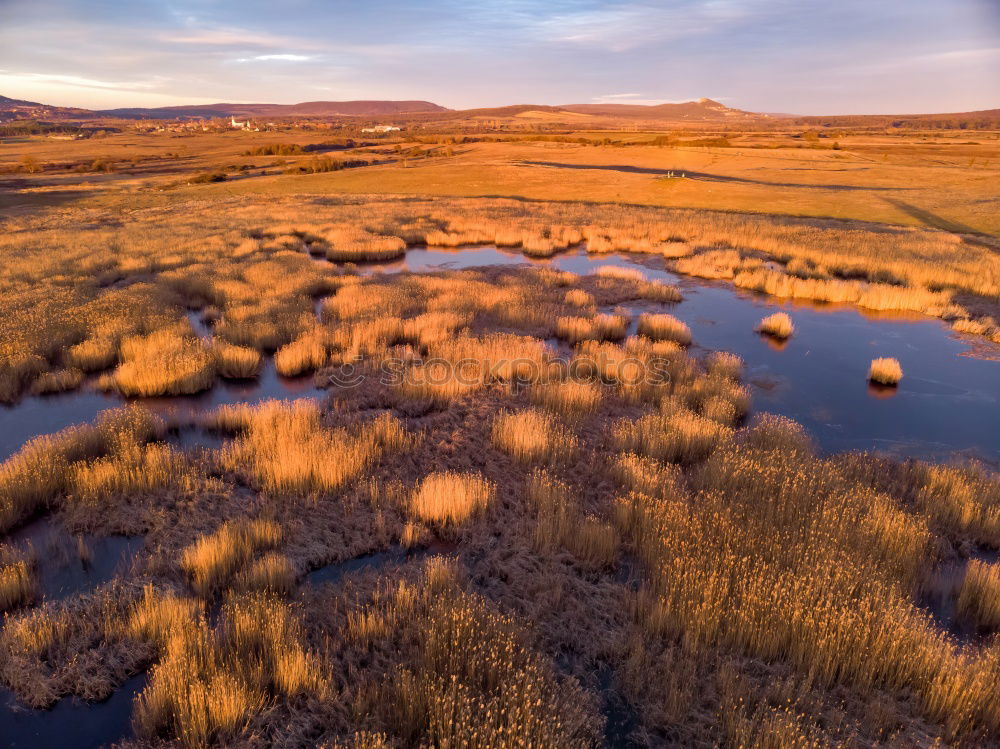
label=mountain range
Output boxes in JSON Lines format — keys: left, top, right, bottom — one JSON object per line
{"left": 2, "top": 94, "right": 997, "bottom": 126}
{"left": 0, "top": 95, "right": 758, "bottom": 122}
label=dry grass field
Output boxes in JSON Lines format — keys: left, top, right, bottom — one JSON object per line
{"left": 2, "top": 121, "right": 1000, "bottom": 747}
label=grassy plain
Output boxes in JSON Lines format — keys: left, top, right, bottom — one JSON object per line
{"left": 1, "top": 120, "right": 1000, "bottom": 747}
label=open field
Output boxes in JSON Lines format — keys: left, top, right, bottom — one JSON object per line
{"left": 2, "top": 126, "right": 999, "bottom": 234}
{"left": 2, "top": 121, "right": 1000, "bottom": 747}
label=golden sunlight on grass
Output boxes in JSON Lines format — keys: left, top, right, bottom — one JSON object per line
{"left": 108, "top": 327, "right": 215, "bottom": 396}
{"left": 957, "top": 560, "right": 1000, "bottom": 629}
{"left": 869, "top": 357, "right": 903, "bottom": 385}
{"left": 180, "top": 518, "right": 283, "bottom": 597}
{"left": 491, "top": 408, "right": 579, "bottom": 462}
{"left": 128, "top": 588, "right": 325, "bottom": 747}
{"left": 212, "top": 341, "right": 261, "bottom": 379}
{"left": 637, "top": 313, "right": 692, "bottom": 346}
{"left": 0, "top": 551, "right": 34, "bottom": 612}
{"left": 274, "top": 328, "right": 328, "bottom": 376}
{"left": 614, "top": 401, "right": 732, "bottom": 463}
{"left": 757, "top": 311, "right": 794, "bottom": 339}
{"left": 555, "top": 314, "right": 628, "bottom": 343}
{"left": 211, "top": 399, "right": 408, "bottom": 494}
{"left": 529, "top": 379, "right": 602, "bottom": 416}
{"left": 409, "top": 471, "right": 494, "bottom": 525}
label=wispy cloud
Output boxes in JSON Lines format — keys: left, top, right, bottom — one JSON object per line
{"left": 592, "top": 93, "right": 702, "bottom": 105}
{"left": 161, "top": 28, "right": 318, "bottom": 49}
{"left": 531, "top": 1, "right": 758, "bottom": 51}
{"left": 0, "top": 72, "right": 159, "bottom": 92}
{"left": 234, "top": 54, "right": 313, "bottom": 63}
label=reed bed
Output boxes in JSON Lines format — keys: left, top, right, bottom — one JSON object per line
{"left": 0, "top": 554, "right": 34, "bottom": 612}
{"left": 0, "top": 411, "right": 147, "bottom": 532}
{"left": 555, "top": 313, "right": 628, "bottom": 343}
{"left": 65, "top": 338, "right": 118, "bottom": 372}
{"left": 956, "top": 560, "right": 1000, "bottom": 629}
{"left": 869, "top": 357, "right": 903, "bottom": 385}
{"left": 351, "top": 559, "right": 602, "bottom": 746}
{"left": 108, "top": 328, "right": 215, "bottom": 397}
{"left": 491, "top": 408, "right": 579, "bottom": 463}
{"left": 128, "top": 588, "right": 325, "bottom": 747}
{"left": 563, "top": 289, "right": 595, "bottom": 308}
{"left": 613, "top": 403, "right": 732, "bottom": 463}
{"left": 212, "top": 342, "right": 261, "bottom": 379}
{"left": 529, "top": 379, "right": 602, "bottom": 416}
{"left": 321, "top": 225, "right": 406, "bottom": 262}
{"left": 181, "top": 518, "right": 283, "bottom": 597}
{"left": 637, "top": 313, "right": 692, "bottom": 346}
{"left": 274, "top": 329, "right": 328, "bottom": 376}
{"left": 756, "top": 312, "right": 794, "bottom": 339}
{"left": 211, "top": 399, "right": 408, "bottom": 494}
{"left": 2, "top": 196, "right": 1000, "bottom": 743}
{"left": 30, "top": 368, "right": 84, "bottom": 395}
{"left": 409, "top": 471, "right": 494, "bottom": 526}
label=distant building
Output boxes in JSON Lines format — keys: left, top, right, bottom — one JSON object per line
{"left": 230, "top": 116, "right": 259, "bottom": 132}
{"left": 361, "top": 125, "right": 401, "bottom": 134}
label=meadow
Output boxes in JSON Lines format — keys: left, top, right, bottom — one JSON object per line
{"left": 1, "top": 122, "right": 1000, "bottom": 747}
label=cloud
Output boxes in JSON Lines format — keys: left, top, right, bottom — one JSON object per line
{"left": 591, "top": 93, "right": 692, "bottom": 105}
{"left": 531, "top": 1, "right": 759, "bottom": 51}
{"left": 0, "top": 72, "right": 158, "bottom": 92}
{"left": 161, "top": 28, "right": 318, "bottom": 49}
{"left": 234, "top": 54, "right": 313, "bottom": 63}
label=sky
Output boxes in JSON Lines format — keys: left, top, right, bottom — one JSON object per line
{"left": 1, "top": 0, "right": 998, "bottom": 114}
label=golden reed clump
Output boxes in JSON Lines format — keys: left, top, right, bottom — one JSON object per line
{"left": 109, "top": 328, "right": 215, "bottom": 396}
{"left": 211, "top": 400, "right": 408, "bottom": 494}
{"left": 409, "top": 471, "right": 495, "bottom": 526}
{"left": 180, "top": 518, "right": 283, "bottom": 597}
{"left": 491, "top": 409, "right": 578, "bottom": 463}
{"left": 869, "top": 357, "right": 903, "bottom": 385}
{"left": 212, "top": 341, "right": 261, "bottom": 379}
{"left": 530, "top": 379, "right": 602, "bottom": 416}
{"left": 956, "top": 560, "right": 1000, "bottom": 629}
{"left": 756, "top": 312, "right": 794, "bottom": 339}
{"left": 637, "top": 313, "right": 692, "bottom": 346}
{"left": 127, "top": 587, "right": 325, "bottom": 747}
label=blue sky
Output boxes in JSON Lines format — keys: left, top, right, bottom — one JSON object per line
{"left": 1, "top": 0, "right": 997, "bottom": 113}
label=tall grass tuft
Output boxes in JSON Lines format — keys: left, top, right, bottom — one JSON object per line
{"left": 637, "top": 314, "right": 692, "bottom": 346}
{"left": 491, "top": 409, "right": 579, "bottom": 463}
{"left": 212, "top": 342, "right": 261, "bottom": 379}
{"left": 181, "top": 518, "right": 283, "bottom": 597}
{"left": 530, "top": 379, "right": 602, "bottom": 416}
{"left": 756, "top": 312, "right": 794, "bottom": 339}
{"left": 869, "top": 357, "right": 903, "bottom": 385}
{"left": 0, "top": 552, "right": 35, "bottom": 612}
{"left": 212, "top": 400, "right": 408, "bottom": 494}
{"left": 613, "top": 402, "right": 731, "bottom": 464}
{"left": 129, "top": 588, "right": 325, "bottom": 747}
{"left": 110, "top": 328, "right": 215, "bottom": 396}
{"left": 409, "top": 471, "right": 494, "bottom": 526}
{"left": 957, "top": 560, "right": 1000, "bottom": 629}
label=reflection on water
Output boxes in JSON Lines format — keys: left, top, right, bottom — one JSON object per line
{"left": 0, "top": 360, "right": 321, "bottom": 463}
{"left": 2, "top": 245, "right": 998, "bottom": 465}
{"left": 8, "top": 518, "right": 142, "bottom": 601}
{"left": 1, "top": 672, "right": 145, "bottom": 748}
{"left": 365, "top": 245, "right": 1000, "bottom": 464}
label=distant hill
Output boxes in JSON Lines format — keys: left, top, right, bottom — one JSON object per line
{"left": 560, "top": 98, "right": 759, "bottom": 120}
{"left": 793, "top": 108, "right": 1000, "bottom": 129}
{"left": 3, "top": 93, "right": 996, "bottom": 129}
{"left": 97, "top": 100, "right": 449, "bottom": 119}
{"left": 0, "top": 94, "right": 95, "bottom": 121}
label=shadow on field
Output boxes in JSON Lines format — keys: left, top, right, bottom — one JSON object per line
{"left": 882, "top": 197, "right": 982, "bottom": 234}
{"left": 516, "top": 160, "right": 906, "bottom": 191}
